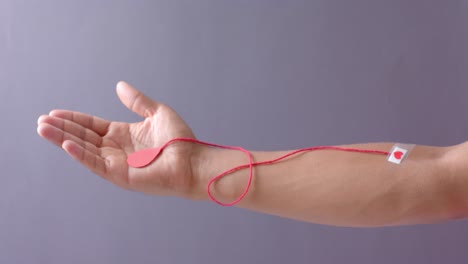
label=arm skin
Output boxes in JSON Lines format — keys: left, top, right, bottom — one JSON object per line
{"left": 37, "top": 81, "right": 468, "bottom": 228}
{"left": 191, "top": 142, "right": 467, "bottom": 227}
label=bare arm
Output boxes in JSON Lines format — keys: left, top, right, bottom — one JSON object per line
{"left": 192, "top": 142, "right": 465, "bottom": 227}
{"left": 37, "top": 81, "right": 467, "bottom": 228}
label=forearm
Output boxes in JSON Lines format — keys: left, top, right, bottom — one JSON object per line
{"left": 192, "top": 142, "right": 463, "bottom": 227}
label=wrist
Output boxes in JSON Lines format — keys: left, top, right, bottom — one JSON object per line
{"left": 189, "top": 145, "right": 249, "bottom": 203}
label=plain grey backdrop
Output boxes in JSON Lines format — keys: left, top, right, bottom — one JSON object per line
{"left": 1, "top": 0, "right": 468, "bottom": 263}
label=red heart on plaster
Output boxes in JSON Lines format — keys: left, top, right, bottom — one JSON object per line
{"left": 393, "top": 151, "right": 403, "bottom": 160}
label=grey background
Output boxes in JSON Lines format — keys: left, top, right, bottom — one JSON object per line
{"left": 1, "top": 0, "right": 468, "bottom": 263}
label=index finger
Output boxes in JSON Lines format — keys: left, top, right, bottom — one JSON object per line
{"left": 49, "top": 109, "right": 111, "bottom": 136}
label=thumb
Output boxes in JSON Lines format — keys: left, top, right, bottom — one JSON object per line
{"left": 116, "top": 81, "right": 160, "bottom": 118}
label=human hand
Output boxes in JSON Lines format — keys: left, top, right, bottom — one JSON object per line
{"left": 37, "top": 81, "right": 201, "bottom": 198}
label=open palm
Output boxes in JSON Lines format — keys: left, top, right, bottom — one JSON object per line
{"left": 37, "top": 81, "right": 198, "bottom": 197}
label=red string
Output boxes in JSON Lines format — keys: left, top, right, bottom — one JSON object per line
{"left": 152, "top": 138, "right": 390, "bottom": 207}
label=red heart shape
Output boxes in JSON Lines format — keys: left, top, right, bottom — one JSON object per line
{"left": 393, "top": 151, "right": 403, "bottom": 160}
{"left": 127, "top": 147, "right": 162, "bottom": 168}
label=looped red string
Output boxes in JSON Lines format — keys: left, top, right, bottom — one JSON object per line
{"left": 132, "top": 138, "right": 390, "bottom": 207}
{"left": 207, "top": 145, "right": 390, "bottom": 206}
